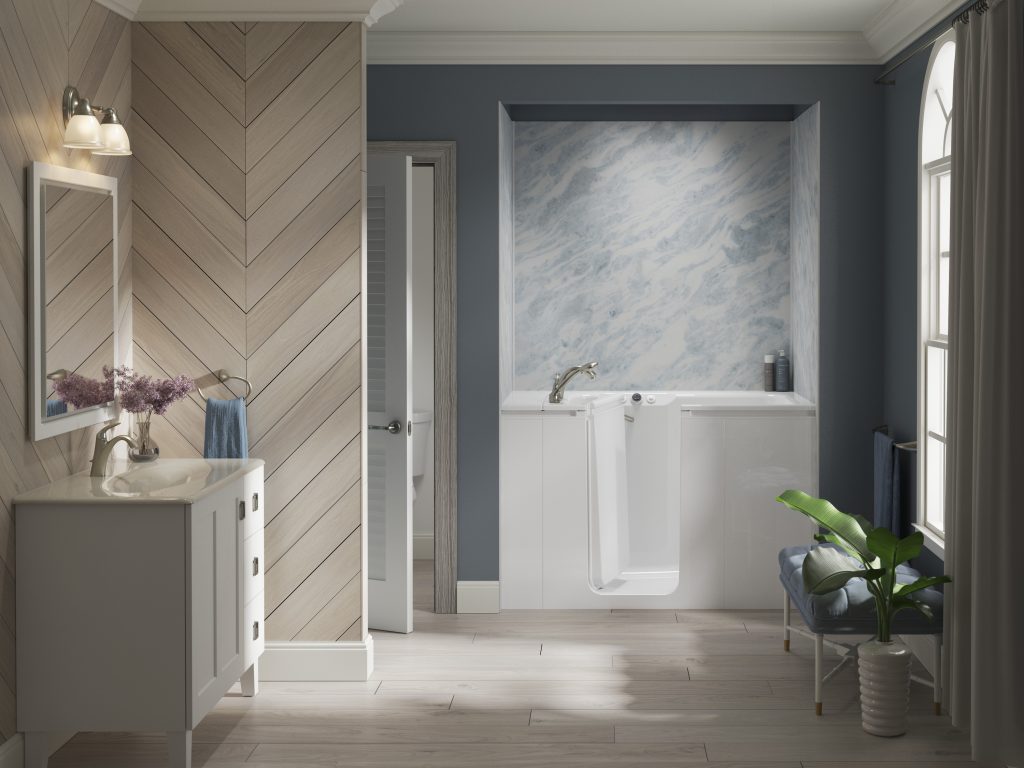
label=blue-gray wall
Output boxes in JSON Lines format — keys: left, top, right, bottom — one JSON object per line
{"left": 368, "top": 65, "right": 885, "bottom": 581}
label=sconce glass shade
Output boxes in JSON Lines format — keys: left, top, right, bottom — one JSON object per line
{"left": 64, "top": 111, "right": 102, "bottom": 149}
{"left": 92, "top": 109, "right": 131, "bottom": 156}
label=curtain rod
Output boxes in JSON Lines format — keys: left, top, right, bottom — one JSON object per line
{"left": 874, "top": 0, "right": 991, "bottom": 85}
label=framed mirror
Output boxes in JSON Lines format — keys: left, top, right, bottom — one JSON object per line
{"left": 29, "top": 161, "right": 119, "bottom": 440}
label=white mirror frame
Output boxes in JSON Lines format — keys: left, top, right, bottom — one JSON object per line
{"left": 29, "top": 161, "right": 119, "bottom": 441}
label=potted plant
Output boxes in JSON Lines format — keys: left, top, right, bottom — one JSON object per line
{"left": 776, "top": 489, "right": 950, "bottom": 737}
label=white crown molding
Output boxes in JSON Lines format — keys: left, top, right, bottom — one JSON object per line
{"left": 92, "top": 0, "right": 142, "bottom": 20}
{"left": 367, "top": 30, "right": 879, "bottom": 65}
{"left": 95, "top": 0, "right": 404, "bottom": 23}
{"left": 864, "top": 0, "right": 964, "bottom": 63}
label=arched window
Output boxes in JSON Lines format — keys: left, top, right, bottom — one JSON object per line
{"left": 918, "top": 32, "right": 955, "bottom": 544}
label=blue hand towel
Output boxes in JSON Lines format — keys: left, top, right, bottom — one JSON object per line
{"left": 204, "top": 397, "right": 249, "bottom": 459}
{"left": 46, "top": 399, "right": 67, "bottom": 417}
{"left": 873, "top": 430, "right": 901, "bottom": 536}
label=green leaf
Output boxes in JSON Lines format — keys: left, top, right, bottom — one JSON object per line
{"left": 776, "top": 490, "right": 874, "bottom": 561}
{"left": 867, "top": 529, "right": 923, "bottom": 569}
{"left": 802, "top": 546, "right": 885, "bottom": 595}
{"left": 892, "top": 596, "right": 936, "bottom": 621}
{"left": 814, "top": 532, "right": 863, "bottom": 562}
{"left": 894, "top": 575, "right": 951, "bottom": 597}
{"left": 852, "top": 514, "right": 875, "bottom": 536}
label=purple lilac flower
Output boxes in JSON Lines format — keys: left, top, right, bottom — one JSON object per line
{"left": 52, "top": 370, "right": 115, "bottom": 410}
{"left": 112, "top": 366, "right": 194, "bottom": 415}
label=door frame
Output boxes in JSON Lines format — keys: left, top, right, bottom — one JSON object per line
{"left": 368, "top": 141, "right": 457, "bottom": 613}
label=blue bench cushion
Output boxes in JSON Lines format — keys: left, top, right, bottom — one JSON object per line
{"left": 779, "top": 545, "right": 944, "bottom": 635}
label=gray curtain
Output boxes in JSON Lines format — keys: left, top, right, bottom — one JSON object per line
{"left": 944, "top": 0, "right": 1024, "bottom": 763}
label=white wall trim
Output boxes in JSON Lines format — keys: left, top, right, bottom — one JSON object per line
{"left": 413, "top": 533, "right": 434, "bottom": 560}
{"left": 95, "top": 0, "right": 403, "bottom": 23}
{"left": 92, "top": 0, "right": 142, "bottom": 20}
{"left": 367, "top": 30, "right": 880, "bottom": 65}
{"left": 0, "top": 732, "right": 75, "bottom": 768}
{"left": 863, "top": 0, "right": 963, "bottom": 64}
{"left": 457, "top": 581, "right": 500, "bottom": 614}
{"left": 0, "top": 734, "right": 21, "bottom": 768}
{"left": 260, "top": 637, "right": 374, "bottom": 681}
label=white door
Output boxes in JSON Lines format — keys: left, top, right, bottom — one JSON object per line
{"left": 367, "top": 153, "right": 414, "bottom": 633}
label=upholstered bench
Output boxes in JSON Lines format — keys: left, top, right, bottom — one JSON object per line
{"left": 778, "top": 545, "right": 945, "bottom": 716}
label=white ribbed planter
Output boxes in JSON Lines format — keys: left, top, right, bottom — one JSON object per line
{"left": 858, "top": 639, "right": 913, "bottom": 736}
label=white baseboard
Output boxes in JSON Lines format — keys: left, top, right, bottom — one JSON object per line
{"left": 457, "top": 580, "right": 500, "bottom": 613}
{"left": 0, "top": 731, "right": 76, "bottom": 767}
{"left": 260, "top": 636, "right": 374, "bottom": 681}
{"left": 0, "top": 734, "right": 21, "bottom": 768}
{"left": 413, "top": 533, "right": 434, "bottom": 560}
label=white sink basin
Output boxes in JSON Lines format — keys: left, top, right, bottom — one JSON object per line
{"left": 102, "top": 462, "right": 210, "bottom": 498}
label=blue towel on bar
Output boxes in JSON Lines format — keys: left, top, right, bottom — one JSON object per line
{"left": 873, "top": 430, "right": 901, "bottom": 535}
{"left": 46, "top": 399, "right": 67, "bottom": 417}
{"left": 204, "top": 397, "right": 248, "bottom": 459}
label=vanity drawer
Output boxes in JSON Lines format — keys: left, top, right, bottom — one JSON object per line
{"left": 243, "top": 533, "right": 264, "bottom": 601}
{"left": 240, "top": 466, "right": 264, "bottom": 541}
{"left": 243, "top": 593, "right": 264, "bottom": 668}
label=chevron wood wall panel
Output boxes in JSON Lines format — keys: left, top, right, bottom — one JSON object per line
{"left": 131, "top": 21, "right": 364, "bottom": 645}
{"left": 0, "top": 0, "right": 131, "bottom": 743}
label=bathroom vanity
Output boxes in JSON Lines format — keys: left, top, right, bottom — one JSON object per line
{"left": 14, "top": 458, "right": 265, "bottom": 768}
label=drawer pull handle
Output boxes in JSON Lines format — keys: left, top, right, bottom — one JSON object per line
{"left": 238, "top": 500, "right": 246, "bottom": 520}
{"left": 253, "top": 621, "right": 260, "bottom": 641}
{"left": 253, "top": 556, "right": 259, "bottom": 576}
{"left": 252, "top": 492, "right": 259, "bottom": 512}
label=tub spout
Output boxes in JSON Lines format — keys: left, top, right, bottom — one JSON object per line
{"left": 549, "top": 361, "right": 598, "bottom": 404}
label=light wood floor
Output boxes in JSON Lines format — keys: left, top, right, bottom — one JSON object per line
{"left": 53, "top": 561, "right": 973, "bottom": 767}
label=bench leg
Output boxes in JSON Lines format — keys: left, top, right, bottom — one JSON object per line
{"left": 814, "top": 633, "right": 823, "bottom": 716}
{"left": 932, "top": 635, "right": 942, "bottom": 715}
{"left": 783, "top": 591, "right": 791, "bottom": 652}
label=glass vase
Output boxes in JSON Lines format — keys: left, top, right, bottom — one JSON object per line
{"left": 129, "top": 410, "right": 160, "bottom": 462}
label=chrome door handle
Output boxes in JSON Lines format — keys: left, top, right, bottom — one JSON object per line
{"left": 369, "top": 420, "right": 402, "bottom": 435}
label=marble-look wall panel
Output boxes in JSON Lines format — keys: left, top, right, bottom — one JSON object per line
{"left": 791, "top": 105, "right": 820, "bottom": 404}
{"left": 498, "top": 105, "right": 515, "bottom": 401}
{"left": 513, "top": 121, "right": 791, "bottom": 391}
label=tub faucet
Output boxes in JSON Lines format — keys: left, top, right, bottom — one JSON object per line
{"left": 90, "top": 420, "right": 137, "bottom": 478}
{"left": 549, "top": 361, "right": 599, "bottom": 404}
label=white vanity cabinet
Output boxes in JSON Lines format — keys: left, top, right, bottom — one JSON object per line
{"left": 14, "top": 459, "right": 265, "bottom": 768}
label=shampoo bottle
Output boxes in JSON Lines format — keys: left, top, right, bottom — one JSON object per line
{"left": 774, "top": 349, "right": 790, "bottom": 392}
{"left": 764, "top": 354, "right": 776, "bottom": 391}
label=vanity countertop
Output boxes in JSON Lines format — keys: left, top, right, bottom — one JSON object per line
{"left": 14, "top": 458, "right": 265, "bottom": 505}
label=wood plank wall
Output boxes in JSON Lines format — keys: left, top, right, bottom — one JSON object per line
{"left": 0, "top": 0, "right": 132, "bottom": 742}
{"left": 130, "top": 23, "right": 365, "bottom": 644}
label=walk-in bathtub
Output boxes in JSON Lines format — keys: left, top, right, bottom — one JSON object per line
{"left": 499, "top": 391, "right": 817, "bottom": 609}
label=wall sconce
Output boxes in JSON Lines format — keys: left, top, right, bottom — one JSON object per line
{"left": 62, "top": 86, "right": 131, "bottom": 156}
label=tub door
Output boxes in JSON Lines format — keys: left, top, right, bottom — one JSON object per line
{"left": 367, "top": 153, "right": 414, "bottom": 633}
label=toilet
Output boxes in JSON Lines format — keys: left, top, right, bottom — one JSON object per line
{"left": 411, "top": 411, "right": 433, "bottom": 494}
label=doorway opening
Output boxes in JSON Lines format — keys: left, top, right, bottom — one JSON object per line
{"left": 367, "top": 142, "right": 457, "bottom": 625}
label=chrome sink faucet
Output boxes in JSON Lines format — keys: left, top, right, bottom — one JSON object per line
{"left": 90, "top": 420, "right": 137, "bottom": 478}
{"left": 548, "top": 361, "right": 599, "bottom": 404}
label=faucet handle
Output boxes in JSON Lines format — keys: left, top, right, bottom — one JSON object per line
{"left": 97, "top": 419, "right": 121, "bottom": 441}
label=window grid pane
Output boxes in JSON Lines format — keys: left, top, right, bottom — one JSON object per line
{"left": 926, "top": 344, "right": 946, "bottom": 438}
{"left": 938, "top": 171, "right": 951, "bottom": 337}
{"left": 926, "top": 434, "right": 946, "bottom": 533}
